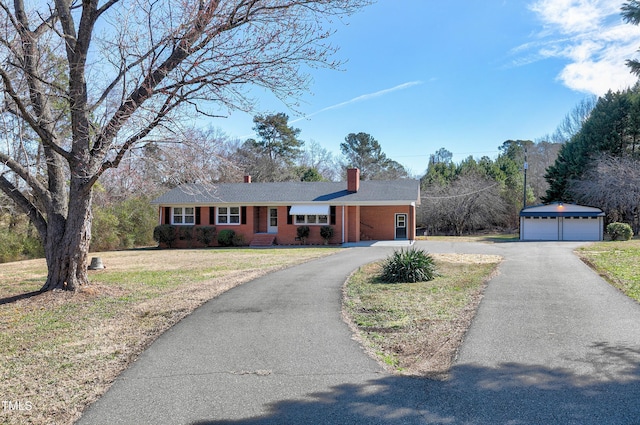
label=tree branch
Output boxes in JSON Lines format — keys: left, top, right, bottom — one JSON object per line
{"left": 95, "top": 91, "right": 183, "bottom": 180}
{"left": 96, "top": 0, "right": 119, "bottom": 17}
{"left": 0, "top": 67, "right": 72, "bottom": 161}
{"left": 91, "top": 0, "right": 226, "bottom": 156}
{"left": 0, "top": 174, "right": 47, "bottom": 239}
{"left": 90, "top": 35, "right": 172, "bottom": 114}
{"left": 0, "top": 151, "right": 52, "bottom": 206}
{"left": 53, "top": 0, "right": 78, "bottom": 59}
{"left": 12, "top": 0, "right": 72, "bottom": 213}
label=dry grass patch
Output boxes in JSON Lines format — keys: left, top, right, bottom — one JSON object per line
{"left": 0, "top": 247, "right": 339, "bottom": 425}
{"left": 343, "top": 253, "right": 501, "bottom": 379}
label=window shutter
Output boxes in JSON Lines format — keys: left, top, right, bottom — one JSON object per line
{"left": 287, "top": 206, "right": 292, "bottom": 224}
{"left": 195, "top": 207, "right": 201, "bottom": 225}
{"left": 209, "top": 207, "right": 215, "bottom": 225}
{"left": 241, "top": 206, "right": 247, "bottom": 225}
{"left": 330, "top": 206, "right": 336, "bottom": 225}
{"left": 164, "top": 207, "right": 171, "bottom": 225}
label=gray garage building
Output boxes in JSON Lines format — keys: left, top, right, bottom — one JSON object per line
{"left": 520, "top": 203, "right": 605, "bottom": 241}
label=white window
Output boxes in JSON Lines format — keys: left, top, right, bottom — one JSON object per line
{"left": 294, "top": 214, "right": 329, "bottom": 225}
{"left": 173, "top": 207, "right": 195, "bottom": 225}
{"left": 217, "top": 206, "right": 241, "bottom": 225}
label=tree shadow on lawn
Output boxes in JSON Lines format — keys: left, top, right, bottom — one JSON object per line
{"left": 479, "top": 235, "right": 520, "bottom": 243}
{"left": 193, "top": 342, "right": 640, "bottom": 425}
{"left": 0, "top": 290, "right": 42, "bottom": 305}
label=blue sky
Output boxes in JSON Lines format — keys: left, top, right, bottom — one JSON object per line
{"left": 208, "top": 0, "right": 640, "bottom": 177}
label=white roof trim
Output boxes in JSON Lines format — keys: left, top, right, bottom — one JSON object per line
{"left": 289, "top": 205, "right": 330, "bottom": 215}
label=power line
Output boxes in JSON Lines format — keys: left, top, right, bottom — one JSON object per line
{"left": 421, "top": 183, "right": 500, "bottom": 200}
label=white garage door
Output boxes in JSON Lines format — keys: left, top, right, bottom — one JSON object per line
{"left": 562, "top": 217, "right": 600, "bottom": 241}
{"left": 522, "top": 217, "right": 559, "bottom": 240}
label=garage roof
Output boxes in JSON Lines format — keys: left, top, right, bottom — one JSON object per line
{"left": 520, "top": 203, "right": 604, "bottom": 218}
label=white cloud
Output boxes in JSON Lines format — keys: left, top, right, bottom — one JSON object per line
{"left": 530, "top": 0, "right": 605, "bottom": 33}
{"left": 523, "top": 0, "right": 640, "bottom": 94}
{"left": 560, "top": 59, "right": 633, "bottom": 93}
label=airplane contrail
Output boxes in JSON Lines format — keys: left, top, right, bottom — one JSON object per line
{"left": 291, "top": 80, "right": 423, "bottom": 123}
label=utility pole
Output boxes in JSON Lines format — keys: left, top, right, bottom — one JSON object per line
{"left": 523, "top": 147, "right": 528, "bottom": 209}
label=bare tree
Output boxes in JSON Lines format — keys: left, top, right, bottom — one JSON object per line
{"left": 154, "top": 128, "right": 241, "bottom": 187}
{"left": 93, "top": 126, "right": 242, "bottom": 210}
{"left": 299, "top": 140, "right": 340, "bottom": 181}
{"left": 569, "top": 155, "right": 640, "bottom": 233}
{"left": 0, "top": 0, "right": 370, "bottom": 291}
{"left": 550, "top": 96, "right": 597, "bottom": 143}
{"left": 527, "top": 140, "right": 563, "bottom": 203}
{"left": 420, "top": 173, "right": 507, "bottom": 236}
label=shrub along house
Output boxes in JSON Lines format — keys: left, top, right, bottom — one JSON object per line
{"left": 151, "top": 168, "right": 421, "bottom": 247}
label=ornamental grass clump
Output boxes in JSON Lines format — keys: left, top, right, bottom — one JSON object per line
{"left": 380, "top": 247, "right": 439, "bottom": 283}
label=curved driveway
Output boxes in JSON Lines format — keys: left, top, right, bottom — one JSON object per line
{"left": 78, "top": 241, "right": 640, "bottom": 424}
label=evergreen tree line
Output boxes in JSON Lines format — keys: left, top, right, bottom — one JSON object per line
{"left": 544, "top": 85, "right": 640, "bottom": 233}
{"left": 418, "top": 141, "right": 562, "bottom": 235}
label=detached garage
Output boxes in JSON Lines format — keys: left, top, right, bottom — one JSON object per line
{"left": 520, "top": 203, "right": 604, "bottom": 241}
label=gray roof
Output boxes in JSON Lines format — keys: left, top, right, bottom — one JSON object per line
{"left": 151, "top": 180, "right": 421, "bottom": 206}
{"left": 520, "top": 202, "right": 604, "bottom": 217}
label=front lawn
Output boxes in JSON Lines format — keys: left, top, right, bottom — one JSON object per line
{"left": 0, "top": 248, "right": 339, "bottom": 425}
{"left": 577, "top": 239, "right": 640, "bottom": 302}
{"left": 343, "top": 253, "right": 502, "bottom": 378}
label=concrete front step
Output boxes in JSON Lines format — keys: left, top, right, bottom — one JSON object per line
{"left": 250, "top": 234, "right": 276, "bottom": 247}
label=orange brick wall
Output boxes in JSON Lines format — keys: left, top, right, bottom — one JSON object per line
{"left": 346, "top": 206, "right": 360, "bottom": 243}
{"left": 273, "top": 206, "right": 342, "bottom": 245}
{"left": 157, "top": 204, "right": 415, "bottom": 248}
{"left": 360, "top": 205, "right": 415, "bottom": 240}
{"left": 158, "top": 206, "right": 256, "bottom": 248}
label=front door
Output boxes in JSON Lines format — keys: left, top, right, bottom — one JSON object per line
{"left": 268, "top": 207, "right": 278, "bottom": 233}
{"left": 395, "top": 213, "right": 407, "bottom": 239}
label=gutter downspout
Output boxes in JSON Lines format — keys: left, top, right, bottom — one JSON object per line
{"left": 342, "top": 206, "right": 345, "bottom": 244}
{"left": 410, "top": 203, "right": 415, "bottom": 242}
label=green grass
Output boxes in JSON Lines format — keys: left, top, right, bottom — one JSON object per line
{"left": 577, "top": 239, "right": 640, "bottom": 302}
{"left": 344, "top": 254, "right": 501, "bottom": 377}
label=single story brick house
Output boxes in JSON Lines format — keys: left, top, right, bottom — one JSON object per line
{"left": 151, "top": 168, "right": 421, "bottom": 247}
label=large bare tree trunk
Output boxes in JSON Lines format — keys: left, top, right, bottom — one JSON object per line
{"left": 41, "top": 188, "right": 93, "bottom": 292}
{"left": 0, "top": 0, "right": 370, "bottom": 293}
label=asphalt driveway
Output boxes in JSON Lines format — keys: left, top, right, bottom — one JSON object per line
{"left": 77, "top": 241, "right": 640, "bottom": 424}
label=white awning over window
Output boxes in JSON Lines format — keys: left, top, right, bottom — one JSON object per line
{"left": 289, "top": 204, "right": 330, "bottom": 215}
